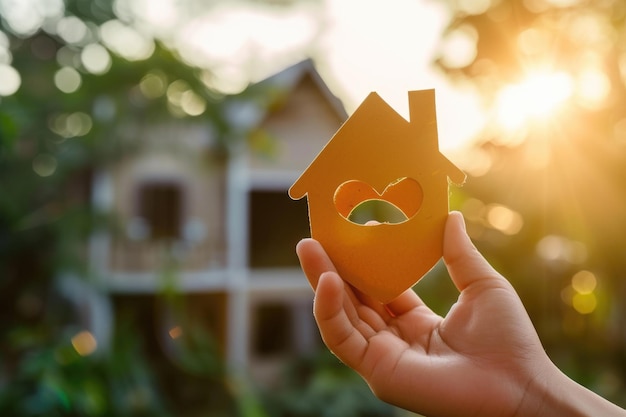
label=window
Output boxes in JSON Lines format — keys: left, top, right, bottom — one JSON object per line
{"left": 137, "top": 182, "right": 183, "bottom": 240}
{"left": 252, "top": 302, "right": 293, "bottom": 357}
{"left": 251, "top": 299, "right": 321, "bottom": 359}
{"left": 248, "top": 190, "right": 309, "bottom": 267}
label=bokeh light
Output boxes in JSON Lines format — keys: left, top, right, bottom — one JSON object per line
{"left": 438, "top": 24, "right": 477, "bottom": 69}
{"left": 485, "top": 204, "right": 523, "bottom": 235}
{"left": 576, "top": 68, "right": 611, "bottom": 110}
{"left": 32, "top": 153, "right": 58, "bottom": 177}
{"left": 168, "top": 326, "right": 182, "bottom": 339}
{"left": 71, "top": 330, "right": 98, "bottom": 356}
{"left": 571, "top": 270, "right": 597, "bottom": 295}
{"left": 49, "top": 112, "right": 93, "bottom": 138}
{"left": 572, "top": 292, "right": 597, "bottom": 315}
{"left": 56, "top": 45, "right": 80, "bottom": 68}
{"left": 139, "top": 71, "right": 167, "bottom": 99}
{"left": 164, "top": 79, "right": 206, "bottom": 117}
{"left": 536, "top": 235, "right": 588, "bottom": 264}
{"left": 81, "top": 43, "right": 111, "bottom": 74}
{"left": 0, "top": 0, "right": 64, "bottom": 36}
{"left": 560, "top": 272, "right": 599, "bottom": 315}
{"left": 100, "top": 19, "right": 155, "bottom": 61}
{"left": 54, "top": 66, "right": 82, "bottom": 93}
{"left": 0, "top": 64, "right": 20, "bottom": 95}
{"left": 0, "top": 29, "right": 10, "bottom": 64}
{"left": 179, "top": 90, "right": 206, "bottom": 116}
{"left": 56, "top": 15, "right": 88, "bottom": 44}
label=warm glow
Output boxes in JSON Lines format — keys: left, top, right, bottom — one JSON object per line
{"left": 561, "top": 270, "right": 599, "bottom": 315}
{"left": 71, "top": 330, "right": 98, "bottom": 356}
{"left": 571, "top": 270, "right": 597, "bottom": 295}
{"left": 107, "top": 0, "right": 485, "bottom": 150}
{"left": 536, "top": 235, "right": 588, "bottom": 264}
{"left": 572, "top": 292, "right": 597, "bottom": 315}
{"left": 576, "top": 69, "right": 611, "bottom": 109}
{"left": 486, "top": 204, "right": 523, "bottom": 235}
{"left": 495, "top": 71, "right": 574, "bottom": 131}
{"left": 169, "top": 326, "right": 183, "bottom": 339}
{"left": 438, "top": 24, "right": 477, "bottom": 69}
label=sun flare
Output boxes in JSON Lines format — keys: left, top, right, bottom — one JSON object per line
{"left": 495, "top": 71, "right": 574, "bottom": 131}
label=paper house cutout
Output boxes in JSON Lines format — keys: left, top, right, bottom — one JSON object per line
{"left": 289, "top": 89, "right": 465, "bottom": 303}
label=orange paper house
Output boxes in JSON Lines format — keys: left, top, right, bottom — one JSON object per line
{"left": 289, "top": 89, "right": 465, "bottom": 303}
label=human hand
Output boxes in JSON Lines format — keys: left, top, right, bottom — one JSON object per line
{"left": 296, "top": 211, "right": 625, "bottom": 417}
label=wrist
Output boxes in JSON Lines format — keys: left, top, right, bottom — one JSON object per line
{"left": 517, "top": 364, "right": 625, "bottom": 417}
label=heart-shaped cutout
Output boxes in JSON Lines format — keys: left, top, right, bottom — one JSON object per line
{"left": 334, "top": 177, "right": 423, "bottom": 224}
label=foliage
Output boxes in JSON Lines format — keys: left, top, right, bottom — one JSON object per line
{"left": 436, "top": 0, "right": 626, "bottom": 405}
{"left": 0, "top": 1, "right": 244, "bottom": 415}
{"left": 259, "top": 351, "right": 395, "bottom": 417}
{"left": 0, "top": 323, "right": 170, "bottom": 417}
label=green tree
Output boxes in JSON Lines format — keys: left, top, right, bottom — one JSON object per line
{"left": 436, "top": 0, "right": 626, "bottom": 405}
{"left": 0, "top": 1, "right": 245, "bottom": 415}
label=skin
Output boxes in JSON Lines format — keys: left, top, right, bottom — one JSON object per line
{"left": 296, "top": 211, "right": 626, "bottom": 417}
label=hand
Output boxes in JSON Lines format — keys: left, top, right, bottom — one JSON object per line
{"left": 296, "top": 211, "right": 626, "bottom": 417}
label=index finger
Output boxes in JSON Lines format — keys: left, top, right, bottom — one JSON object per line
{"left": 296, "top": 238, "right": 338, "bottom": 290}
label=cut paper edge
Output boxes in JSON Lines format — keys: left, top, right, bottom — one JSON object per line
{"left": 289, "top": 89, "right": 466, "bottom": 302}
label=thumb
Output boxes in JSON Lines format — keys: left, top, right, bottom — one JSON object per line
{"left": 443, "top": 211, "right": 503, "bottom": 291}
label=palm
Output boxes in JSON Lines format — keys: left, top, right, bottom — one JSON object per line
{"left": 297, "top": 212, "right": 550, "bottom": 417}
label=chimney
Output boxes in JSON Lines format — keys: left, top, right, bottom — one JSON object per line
{"left": 408, "top": 89, "right": 439, "bottom": 151}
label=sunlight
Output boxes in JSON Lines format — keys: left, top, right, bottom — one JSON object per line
{"left": 108, "top": 0, "right": 484, "bottom": 151}
{"left": 495, "top": 71, "right": 574, "bottom": 131}
{"left": 175, "top": 3, "right": 317, "bottom": 80}
{"left": 576, "top": 68, "right": 610, "bottom": 110}
{"left": 438, "top": 24, "right": 477, "bottom": 69}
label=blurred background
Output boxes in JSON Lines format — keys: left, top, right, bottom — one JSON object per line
{"left": 2, "top": 0, "right": 626, "bottom": 415}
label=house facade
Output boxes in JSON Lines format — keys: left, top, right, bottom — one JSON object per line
{"left": 82, "top": 59, "right": 348, "bottom": 383}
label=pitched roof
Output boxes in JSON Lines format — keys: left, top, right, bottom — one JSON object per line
{"left": 289, "top": 90, "right": 465, "bottom": 199}
{"left": 254, "top": 58, "right": 348, "bottom": 121}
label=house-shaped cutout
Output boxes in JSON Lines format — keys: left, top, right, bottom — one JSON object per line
{"left": 289, "top": 89, "right": 466, "bottom": 303}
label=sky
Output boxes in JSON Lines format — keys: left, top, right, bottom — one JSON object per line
{"left": 126, "top": 0, "right": 486, "bottom": 152}
{"left": 0, "top": 0, "right": 485, "bottom": 152}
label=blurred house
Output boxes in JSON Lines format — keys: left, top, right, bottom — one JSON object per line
{"left": 74, "top": 59, "right": 347, "bottom": 384}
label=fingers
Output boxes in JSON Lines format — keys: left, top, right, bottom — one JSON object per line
{"left": 297, "top": 238, "right": 424, "bottom": 319}
{"left": 313, "top": 271, "right": 369, "bottom": 369}
{"left": 384, "top": 288, "right": 425, "bottom": 317}
{"left": 443, "top": 211, "right": 503, "bottom": 291}
{"left": 296, "top": 238, "right": 337, "bottom": 289}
